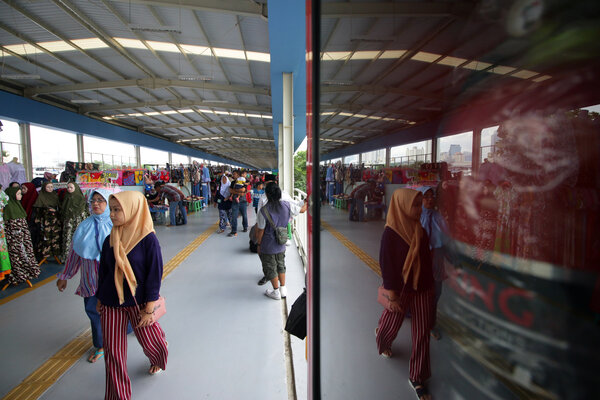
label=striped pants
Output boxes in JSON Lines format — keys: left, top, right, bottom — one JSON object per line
{"left": 376, "top": 288, "right": 435, "bottom": 382}
{"left": 101, "top": 306, "right": 168, "bottom": 400}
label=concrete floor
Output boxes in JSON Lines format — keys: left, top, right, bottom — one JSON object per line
{"left": 1, "top": 203, "right": 444, "bottom": 400}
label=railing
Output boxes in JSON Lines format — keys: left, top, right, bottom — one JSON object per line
{"left": 292, "top": 188, "right": 308, "bottom": 269}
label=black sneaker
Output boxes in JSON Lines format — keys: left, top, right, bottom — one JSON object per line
{"left": 227, "top": 232, "right": 237, "bottom": 237}
{"left": 257, "top": 276, "right": 269, "bottom": 286}
{"left": 242, "top": 228, "right": 248, "bottom": 232}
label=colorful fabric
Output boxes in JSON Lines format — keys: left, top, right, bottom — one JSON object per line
{"left": 61, "top": 212, "right": 88, "bottom": 263}
{"left": 34, "top": 207, "right": 62, "bottom": 260}
{"left": 108, "top": 191, "right": 155, "bottom": 305}
{"left": 0, "top": 190, "right": 12, "bottom": 280}
{"left": 4, "top": 187, "right": 27, "bottom": 220}
{"left": 72, "top": 189, "right": 113, "bottom": 261}
{"left": 57, "top": 247, "right": 100, "bottom": 297}
{"left": 20, "top": 183, "right": 38, "bottom": 219}
{"left": 5, "top": 218, "right": 40, "bottom": 285}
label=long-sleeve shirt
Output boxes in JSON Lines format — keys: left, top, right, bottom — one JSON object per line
{"left": 96, "top": 233, "right": 163, "bottom": 307}
{"left": 159, "top": 185, "right": 185, "bottom": 202}
{"left": 202, "top": 166, "right": 211, "bottom": 183}
{"left": 57, "top": 246, "right": 100, "bottom": 298}
{"left": 380, "top": 227, "right": 434, "bottom": 293}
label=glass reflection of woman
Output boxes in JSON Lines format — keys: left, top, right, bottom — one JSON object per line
{"left": 96, "top": 191, "right": 168, "bottom": 399}
{"left": 417, "top": 186, "right": 449, "bottom": 341}
{"left": 56, "top": 189, "right": 113, "bottom": 363}
{"left": 33, "top": 180, "right": 62, "bottom": 264}
{"left": 2, "top": 187, "right": 41, "bottom": 289}
{"left": 376, "top": 188, "right": 435, "bottom": 400}
{"left": 60, "top": 182, "right": 90, "bottom": 263}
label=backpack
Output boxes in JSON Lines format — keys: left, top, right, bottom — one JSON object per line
{"left": 262, "top": 206, "right": 288, "bottom": 245}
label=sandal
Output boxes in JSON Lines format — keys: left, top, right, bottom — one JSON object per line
{"left": 409, "top": 379, "right": 431, "bottom": 400}
{"left": 87, "top": 349, "right": 104, "bottom": 363}
{"left": 149, "top": 365, "right": 163, "bottom": 375}
{"left": 430, "top": 329, "right": 441, "bottom": 341}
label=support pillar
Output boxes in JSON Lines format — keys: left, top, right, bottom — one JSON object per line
{"left": 168, "top": 152, "right": 173, "bottom": 167}
{"left": 76, "top": 134, "right": 85, "bottom": 163}
{"left": 282, "top": 72, "right": 294, "bottom": 194}
{"left": 431, "top": 137, "right": 438, "bottom": 163}
{"left": 385, "top": 147, "right": 391, "bottom": 168}
{"left": 472, "top": 127, "right": 482, "bottom": 176}
{"left": 135, "top": 145, "right": 141, "bottom": 168}
{"left": 18, "top": 122, "right": 33, "bottom": 181}
{"left": 278, "top": 123, "right": 284, "bottom": 184}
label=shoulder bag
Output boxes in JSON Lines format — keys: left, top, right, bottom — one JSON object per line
{"left": 262, "top": 206, "right": 289, "bottom": 245}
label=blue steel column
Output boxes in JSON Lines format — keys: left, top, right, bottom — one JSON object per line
{"left": 283, "top": 73, "right": 294, "bottom": 194}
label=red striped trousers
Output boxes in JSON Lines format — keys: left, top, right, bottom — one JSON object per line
{"left": 376, "top": 288, "right": 435, "bottom": 382}
{"left": 101, "top": 305, "right": 168, "bottom": 400}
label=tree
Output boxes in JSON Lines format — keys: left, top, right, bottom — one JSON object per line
{"left": 294, "top": 150, "right": 307, "bottom": 193}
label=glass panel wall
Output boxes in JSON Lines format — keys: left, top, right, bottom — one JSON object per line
{"left": 0, "top": 119, "right": 21, "bottom": 164}
{"left": 140, "top": 147, "right": 168, "bottom": 168}
{"left": 361, "top": 149, "right": 385, "bottom": 166}
{"left": 83, "top": 136, "right": 136, "bottom": 169}
{"left": 480, "top": 126, "right": 499, "bottom": 163}
{"left": 171, "top": 153, "right": 189, "bottom": 165}
{"left": 437, "top": 131, "right": 473, "bottom": 175}
{"left": 343, "top": 154, "right": 358, "bottom": 165}
{"left": 390, "top": 140, "right": 432, "bottom": 167}
{"left": 30, "top": 125, "right": 77, "bottom": 177}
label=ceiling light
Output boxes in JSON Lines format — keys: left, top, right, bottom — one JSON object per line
{"left": 128, "top": 24, "right": 181, "bottom": 34}
{"left": 178, "top": 74, "right": 212, "bottom": 81}
{"left": 71, "top": 99, "right": 99, "bottom": 104}
{"left": 1, "top": 74, "right": 40, "bottom": 79}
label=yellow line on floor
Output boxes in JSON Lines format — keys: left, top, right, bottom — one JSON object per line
{"left": 321, "top": 221, "right": 381, "bottom": 276}
{"left": 1, "top": 222, "right": 219, "bottom": 400}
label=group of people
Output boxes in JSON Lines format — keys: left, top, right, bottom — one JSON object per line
{"left": 0, "top": 180, "right": 92, "bottom": 289}
{"left": 376, "top": 186, "right": 447, "bottom": 400}
{"left": 57, "top": 189, "right": 168, "bottom": 399}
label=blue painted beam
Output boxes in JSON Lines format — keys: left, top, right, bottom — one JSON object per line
{"left": 268, "top": 0, "right": 307, "bottom": 152}
{"left": 0, "top": 90, "right": 249, "bottom": 167}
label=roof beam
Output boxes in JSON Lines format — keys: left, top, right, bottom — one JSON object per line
{"left": 321, "top": 85, "right": 442, "bottom": 101}
{"left": 82, "top": 100, "right": 270, "bottom": 114}
{"left": 24, "top": 79, "right": 270, "bottom": 97}
{"left": 321, "top": 123, "right": 383, "bottom": 132}
{"left": 145, "top": 121, "right": 271, "bottom": 131}
{"left": 109, "top": 0, "right": 268, "bottom": 18}
{"left": 321, "top": 2, "right": 471, "bottom": 18}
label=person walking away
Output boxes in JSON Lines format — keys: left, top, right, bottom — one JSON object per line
{"left": 228, "top": 170, "right": 248, "bottom": 237}
{"left": 417, "top": 186, "right": 448, "bottom": 340}
{"left": 155, "top": 181, "right": 187, "bottom": 227}
{"left": 256, "top": 183, "right": 291, "bottom": 300}
{"left": 3, "top": 187, "right": 40, "bottom": 288}
{"left": 216, "top": 175, "right": 233, "bottom": 233}
{"left": 32, "top": 180, "right": 62, "bottom": 263}
{"left": 376, "top": 188, "right": 434, "bottom": 400}
{"left": 96, "top": 191, "right": 168, "bottom": 400}
{"left": 201, "top": 163, "right": 211, "bottom": 205}
{"left": 59, "top": 182, "right": 90, "bottom": 263}
{"left": 349, "top": 180, "right": 376, "bottom": 222}
{"left": 56, "top": 189, "right": 113, "bottom": 363}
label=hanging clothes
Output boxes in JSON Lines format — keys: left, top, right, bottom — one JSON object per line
{"left": 33, "top": 181, "right": 62, "bottom": 261}
{"left": 3, "top": 187, "right": 40, "bottom": 285}
{"left": 59, "top": 182, "right": 90, "bottom": 262}
{"left": 0, "top": 164, "right": 11, "bottom": 191}
{"left": 7, "top": 161, "right": 27, "bottom": 184}
{"left": 0, "top": 190, "right": 12, "bottom": 280}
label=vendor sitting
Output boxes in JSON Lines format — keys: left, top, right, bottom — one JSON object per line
{"left": 348, "top": 179, "right": 376, "bottom": 222}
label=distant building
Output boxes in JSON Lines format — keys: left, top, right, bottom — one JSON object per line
{"left": 449, "top": 144, "right": 461, "bottom": 157}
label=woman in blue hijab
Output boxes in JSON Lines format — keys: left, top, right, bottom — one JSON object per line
{"left": 417, "top": 186, "right": 449, "bottom": 340}
{"left": 56, "top": 189, "right": 113, "bottom": 363}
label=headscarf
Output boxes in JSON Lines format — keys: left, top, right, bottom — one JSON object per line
{"left": 417, "top": 186, "right": 446, "bottom": 249}
{"left": 20, "top": 183, "right": 38, "bottom": 218}
{"left": 72, "top": 189, "right": 113, "bottom": 261}
{"left": 219, "top": 175, "right": 231, "bottom": 198}
{"left": 33, "top": 180, "right": 59, "bottom": 209}
{"left": 109, "top": 191, "right": 155, "bottom": 305}
{"left": 4, "top": 187, "right": 27, "bottom": 221}
{"left": 60, "top": 182, "right": 87, "bottom": 222}
{"left": 385, "top": 188, "right": 425, "bottom": 290}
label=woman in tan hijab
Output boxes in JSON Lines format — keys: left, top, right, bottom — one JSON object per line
{"left": 95, "top": 191, "right": 168, "bottom": 400}
{"left": 375, "top": 188, "right": 435, "bottom": 400}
